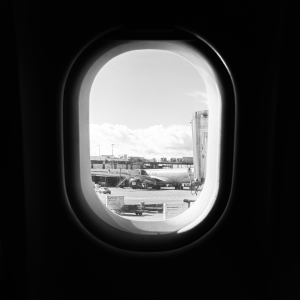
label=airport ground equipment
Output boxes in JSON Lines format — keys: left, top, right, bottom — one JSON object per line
{"left": 183, "top": 199, "right": 196, "bottom": 208}
{"left": 110, "top": 201, "right": 164, "bottom": 216}
{"left": 113, "top": 204, "right": 143, "bottom": 216}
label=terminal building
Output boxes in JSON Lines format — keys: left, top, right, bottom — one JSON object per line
{"left": 91, "top": 110, "right": 208, "bottom": 185}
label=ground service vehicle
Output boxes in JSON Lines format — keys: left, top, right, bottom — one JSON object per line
{"left": 98, "top": 187, "right": 111, "bottom": 194}
{"left": 2, "top": 2, "right": 297, "bottom": 300}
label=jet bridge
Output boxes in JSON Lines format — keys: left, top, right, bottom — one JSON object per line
{"left": 190, "top": 110, "right": 208, "bottom": 195}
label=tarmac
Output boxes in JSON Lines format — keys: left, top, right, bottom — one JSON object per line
{"left": 96, "top": 186, "right": 199, "bottom": 220}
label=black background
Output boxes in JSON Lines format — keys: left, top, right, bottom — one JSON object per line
{"left": 1, "top": 1, "right": 298, "bottom": 299}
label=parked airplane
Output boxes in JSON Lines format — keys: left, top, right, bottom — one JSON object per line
{"left": 91, "top": 167, "right": 201, "bottom": 190}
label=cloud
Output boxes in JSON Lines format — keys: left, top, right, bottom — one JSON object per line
{"left": 90, "top": 123, "right": 193, "bottom": 159}
{"left": 187, "top": 91, "right": 208, "bottom": 105}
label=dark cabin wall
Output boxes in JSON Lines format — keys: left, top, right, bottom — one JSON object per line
{"left": 1, "top": 1, "right": 297, "bottom": 299}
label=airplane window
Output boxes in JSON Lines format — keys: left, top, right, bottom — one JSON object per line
{"left": 89, "top": 49, "right": 208, "bottom": 221}
{"left": 64, "top": 27, "right": 235, "bottom": 244}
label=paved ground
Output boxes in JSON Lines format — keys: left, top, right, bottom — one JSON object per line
{"left": 96, "top": 187, "right": 200, "bottom": 221}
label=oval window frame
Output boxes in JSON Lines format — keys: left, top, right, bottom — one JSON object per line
{"left": 63, "top": 26, "right": 236, "bottom": 251}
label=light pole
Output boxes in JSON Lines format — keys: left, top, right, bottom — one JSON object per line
{"left": 111, "top": 144, "right": 114, "bottom": 168}
{"left": 98, "top": 145, "right": 100, "bottom": 161}
{"left": 111, "top": 144, "right": 114, "bottom": 158}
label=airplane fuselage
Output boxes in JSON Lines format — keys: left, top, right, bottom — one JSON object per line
{"left": 91, "top": 167, "right": 194, "bottom": 186}
{"left": 142, "top": 168, "right": 194, "bottom": 184}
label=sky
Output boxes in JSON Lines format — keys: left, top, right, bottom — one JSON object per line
{"left": 89, "top": 49, "right": 208, "bottom": 160}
